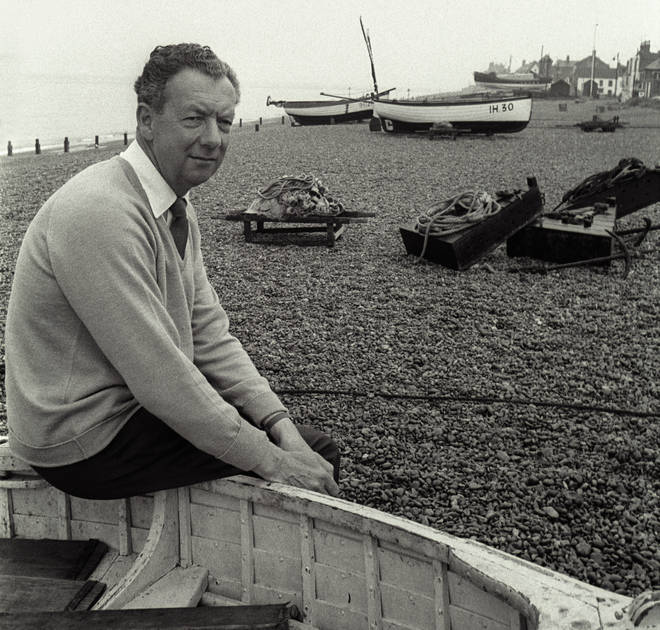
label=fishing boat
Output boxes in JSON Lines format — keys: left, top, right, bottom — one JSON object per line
{"left": 359, "top": 19, "right": 531, "bottom": 136}
{"left": 1, "top": 440, "right": 658, "bottom": 629}
{"left": 266, "top": 95, "right": 374, "bottom": 126}
{"left": 473, "top": 71, "right": 552, "bottom": 92}
{"left": 372, "top": 92, "right": 533, "bottom": 135}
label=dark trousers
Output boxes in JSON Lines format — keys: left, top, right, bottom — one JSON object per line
{"left": 33, "top": 407, "right": 340, "bottom": 500}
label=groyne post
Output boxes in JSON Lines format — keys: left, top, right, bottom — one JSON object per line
{"left": 239, "top": 119, "right": 242, "bottom": 128}
{"left": 35, "top": 139, "right": 41, "bottom": 155}
{"left": 7, "top": 141, "right": 12, "bottom": 157}
{"left": 64, "top": 137, "right": 70, "bottom": 153}
{"left": 282, "top": 116, "right": 285, "bottom": 125}
{"left": 124, "top": 132, "right": 128, "bottom": 145}
{"left": 259, "top": 117, "right": 262, "bottom": 125}
{"left": 255, "top": 123, "right": 259, "bottom": 132}
{"left": 94, "top": 135, "right": 99, "bottom": 148}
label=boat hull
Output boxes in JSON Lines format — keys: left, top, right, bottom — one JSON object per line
{"left": 474, "top": 71, "right": 551, "bottom": 93}
{"left": 373, "top": 95, "right": 532, "bottom": 134}
{"left": 279, "top": 99, "right": 373, "bottom": 125}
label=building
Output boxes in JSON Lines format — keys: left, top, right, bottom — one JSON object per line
{"left": 572, "top": 55, "right": 620, "bottom": 97}
{"left": 621, "top": 41, "right": 660, "bottom": 99}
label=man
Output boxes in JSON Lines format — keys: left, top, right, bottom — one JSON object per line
{"left": 5, "top": 43, "right": 339, "bottom": 500}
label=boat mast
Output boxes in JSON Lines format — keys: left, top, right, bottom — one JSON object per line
{"left": 589, "top": 23, "right": 598, "bottom": 98}
{"left": 360, "top": 17, "right": 379, "bottom": 95}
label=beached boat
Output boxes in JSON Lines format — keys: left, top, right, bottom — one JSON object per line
{"left": 266, "top": 95, "right": 374, "bottom": 126}
{"left": 473, "top": 71, "right": 552, "bottom": 92}
{"left": 372, "top": 93, "right": 533, "bottom": 135}
{"left": 1, "top": 439, "right": 657, "bottom": 629}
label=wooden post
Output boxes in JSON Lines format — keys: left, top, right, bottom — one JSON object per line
{"left": 255, "top": 123, "right": 259, "bottom": 132}
{"left": 239, "top": 118, "right": 242, "bottom": 127}
{"left": 94, "top": 135, "right": 99, "bottom": 148}
{"left": 35, "top": 139, "right": 41, "bottom": 155}
{"left": 124, "top": 132, "right": 128, "bottom": 145}
{"left": 259, "top": 117, "right": 262, "bottom": 125}
{"left": 281, "top": 116, "right": 284, "bottom": 124}
{"left": 6, "top": 141, "right": 12, "bottom": 157}
{"left": 64, "top": 137, "right": 69, "bottom": 153}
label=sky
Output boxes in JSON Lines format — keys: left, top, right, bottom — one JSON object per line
{"left": 2, "top": 0, "right": 659, "bottom": 95}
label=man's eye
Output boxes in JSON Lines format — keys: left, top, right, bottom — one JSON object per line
{"left": 184, "top": 116, "right": 204, "bottom": 125}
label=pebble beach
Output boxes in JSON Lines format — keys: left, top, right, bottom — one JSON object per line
{"left": 0, "top": 98, "right": 658, "bottom": 597}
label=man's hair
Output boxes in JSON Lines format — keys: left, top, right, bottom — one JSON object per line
{"left": 134, "top": 43, "right": 240, "bottom": 111}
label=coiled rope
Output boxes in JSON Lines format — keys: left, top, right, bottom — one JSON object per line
{"left": 250, "top": 174, "right": 344, "bottom": 218}
{"left": 551, "top": 157, "right": 647, "bottom": 212}
{"left": 414, "top": 190, "right": 503, "bottom": 262}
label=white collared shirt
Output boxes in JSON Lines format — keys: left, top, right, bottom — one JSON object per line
{"left": 120, "top": 140, "right": 188, "bottom": 224}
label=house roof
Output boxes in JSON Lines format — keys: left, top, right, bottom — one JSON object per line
{"left": 644, "top": 57, "right": 660, "bottom": 70}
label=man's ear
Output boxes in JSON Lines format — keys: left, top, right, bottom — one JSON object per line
{"left": 136, "top": 103, "right": 155, "bottom": 141}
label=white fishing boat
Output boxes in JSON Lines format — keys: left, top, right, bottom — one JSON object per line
{"left": 372, "top": 93, "right": 533, "bottom": 135}
{"left": 1, "top": 440, "right": 658, "bottom": 629}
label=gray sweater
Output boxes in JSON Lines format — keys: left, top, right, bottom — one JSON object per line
{"left": 6, "top": 156, "right": 285, "bottom": 469}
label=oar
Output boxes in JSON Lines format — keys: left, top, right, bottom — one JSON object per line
{"left": 319, "top": 88, "right": 395, "bottom": 102}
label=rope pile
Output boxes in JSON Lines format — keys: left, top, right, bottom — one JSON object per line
{"left": 246, "top": 174, "right": 344, "bottom": 219}
{"left": 552, "top": 157, "right": 647, "bottom": 212}
{"left": 413, "top": 190, "right": 504, "bottom": 261}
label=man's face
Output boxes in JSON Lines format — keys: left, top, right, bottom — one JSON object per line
{"left": 140, "top": 68, "right": 237, "bottom": 196}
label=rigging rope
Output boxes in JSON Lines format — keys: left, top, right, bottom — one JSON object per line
{"left": 413, "top": 190, "right": 504, "bottom": 262}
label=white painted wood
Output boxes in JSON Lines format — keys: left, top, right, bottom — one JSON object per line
{"left": 299, "top": 514, "right": 316, "bottom": 627}
{"left": 178, "top": 486, "right": 192, "bottom": 568}
{"left": 123, "top": 566, "right": 208, "bottom": 609}
{"left": 199, "top": 590, "right": 242, "bottom": 606}
{"left": 0, "top": 488, "right": 14, "bottom": 538}
{"left": 94, "top": 489, "right": 179, "bottom": 610}
{"left": 364, "top": 535, "right": 383, "bottom": 630}
{"left": 56, "top": 492, "right": 72, "bottom": 540}
{"left": 434, "top": 559, "right": 451, "bottom": 630}
{"left": 239, "top": 498, "right": 255, "bottom": 604}
{"left": 118, "top": 498, "right": 132, "bottom": 555}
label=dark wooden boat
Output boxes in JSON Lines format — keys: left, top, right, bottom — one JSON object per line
{"left": 2, "top": 439, "right": 658, "bottom": 629}
{"left": 473, "top": 71, "right": 552, "bottom": 92}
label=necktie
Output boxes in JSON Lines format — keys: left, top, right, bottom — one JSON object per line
{"left": 169, "top": 197, "right": 188, "bottom": 259}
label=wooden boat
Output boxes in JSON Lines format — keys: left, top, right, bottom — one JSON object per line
{"left": 473, "top": 71, "right": 552, "bottom": 92}
{"left": 372, "top": 93, "right": 533, "bottom": 135}
{"left": 2, "top": 439, "right": 658, "bottom": 629}
{"left": 266, "top": 95, "right": 374, "bottom": 126}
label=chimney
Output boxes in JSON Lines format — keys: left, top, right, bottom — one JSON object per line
{"left": 640, "top": 40, "right": 650, "bottom": 54}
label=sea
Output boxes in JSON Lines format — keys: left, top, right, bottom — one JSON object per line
{"left": 0, "top": 72, "right": 379, "bottom": 154}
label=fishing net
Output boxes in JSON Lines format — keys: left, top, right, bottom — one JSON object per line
{"left": 245, "top": 174, "right": 345, "bottom": 220}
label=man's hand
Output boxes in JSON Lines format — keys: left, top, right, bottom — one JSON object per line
{"left": 253, "top": 419, "right": 340, "bottom": 497}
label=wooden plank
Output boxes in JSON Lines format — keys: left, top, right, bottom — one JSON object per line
{"left": 200, "top": 591, "right": 242, "bottom": 606}
{"left": 449, "top": 604, "right": 510, "bottom": 630}
{"left": 128, "top": 495, "right": 154, "bottom": 530}
{"left": 434, "top": 559, "right": 451, "bottom": 630}
{"left": 253, "top": 512, "right": 301, "bottom": 557}
{"left": 378, "top": 545, "right": 434, "bottom": 596}
{"left": 313, "top": 527, "right": 365, "bottom": 574}
{"left": 177, "top": 487, "right": 192, "bottom": 567}
{"left": 70, "top": 497, "right": 119, "bottom": 526}
{"left": 0, "top": 575, "right": 103, "bottom": 613}
{"left": 13, "top": 513, "right": 62, "bottom": 539}
{"left": 118, "top": 498, "right": 132, "bottom": 556}
{"left": 70, "top": 519, "right": 119, "bottom": 550}
{"left": 57, "top": 492, "right": 72, "bottom": 540}
{"left": 123, "top": 566, "right": 208, "bottom": 609}
{"left": 191, "top": 501, "right": 241, "bottom": 543}
{"left": 207, "top": 572, "right": 243, "bottom": 601}
{"left": 0, "top": 603, "right": 301, "bottom": 629}
{"left": 0, "top": 488, "right": 13, "bottom": 538}
{"left": 312, "top": 599, "right": 369, "bottom": 630}
{"left": 253, "top": 501, "right": 300, "bottom": 524}
{"left": 448, "top": 570, "right": 516, "bottom": 626}
{"left": 253, "top": 547, "right": 301, "bottom": 593}
{"left": 11, "top": 485, "right": 61, "bottom": 518}
{"left": 192, "top": 535, "right": 242, "bottom": 583}
{"left": 253, "top": 583, "right": 301, "bottom": 609}
{"left": 94, "top": 489, "right": 179, "bottom": 610}
{"left": 90, "top": 553, "right": 136, "bottom": 589}
{"left": 0, "top": 538, "right": 108, "bottom": 579}
{"left": 314, "top": 562, "right": 367, "bottom": 613}
{"left": 240, "top": 498, "right": 255, "bottom": 603}
{"left": 300, "top": 514, "right": 317, "bottom": 626}
{"left": 190, "top": 486, "right": 241, "bottom": 512}
{"left": 363, "top": 535, "right": 383, "bottom": 630}
{"left": 380, "top": 582, "right": 435, "bottom": 630}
